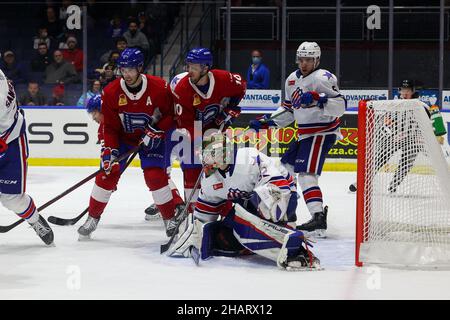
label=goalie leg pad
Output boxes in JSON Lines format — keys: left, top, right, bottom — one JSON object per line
{"left": 200, "top": 219, "right": 245, "bottom": 260}
{"left": 167, "top": 214, "right": 202, "bottom": 257}
{"left": 231, "top": 204, "right": 317, "bottom": 269}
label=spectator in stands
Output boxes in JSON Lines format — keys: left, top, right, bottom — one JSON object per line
{"left": 108, "top": 14, "right": 127, "bottom": 39}
{"left": 43, "top": 7, "right": 63, "bottom": 39}
{"left": 59, "top": 0, "right": 73, "bottom": 21}
{"left": 45, "top": 50, "right": 78, "bottom": 84}
{"left": 246, "top": 50, "right": 270, "bottom": 89}
{"left": 98, "top": 63, "right": 116, "bottom": 87}
{"left": 77, "top": 80, "right": 101, "bottom": 107}
{"left": 1, "top": 51, "right": 27, "bottom": 85}
{"left": 62, "top": 36, "right": 83, "bottom": 73}
{"left": 31, "top": 42, "right": 52, "bottom": 72}
{"left": 33, "top": 27, "right": 52, "bottom": 50}
{"left": 100, "top": 36, "right": 128, "bottom": 65}
{"left": 19, "top": 81, "right": 47, "bottom": 106}
{"left": 48, "top": 83, "right": 65, "bottom": 106}
{"left": 58, "top": 31, "right": 77, "bottom": 50}
{"left": 137, "top": 12, "right": 156, "bottom": 58}
{"left": 95, "top": 50, "right": 120, "bottom": 75}
{"left": 123, "top": 20, "right": 150, "bottom": 58}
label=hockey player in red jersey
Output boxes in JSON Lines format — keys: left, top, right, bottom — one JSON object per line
{"left": 77, "top": 48, "right": 184, "bottom": 239}
{"left": 170, "top": 48, "right": 246, "bottom": 211}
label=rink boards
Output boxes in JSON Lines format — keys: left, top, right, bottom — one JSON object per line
{"left": 21, "top": 105, "right": 450, "bottom": 171}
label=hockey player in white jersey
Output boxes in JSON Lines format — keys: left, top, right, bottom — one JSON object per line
{"left": 249, "top": 41, "right": 346, "bottom": 237}
{"left": 167, "top": 133, "right": 321, "bottom": 271}
{"left": 0, "top": 69, "right": 54, "bottom": 245}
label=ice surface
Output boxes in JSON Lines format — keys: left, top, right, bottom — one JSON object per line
{"left": 1, "top": 167, "right": 450, "bottom": 299}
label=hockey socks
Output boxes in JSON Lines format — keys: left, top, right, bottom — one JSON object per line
{"left": 298, "top": 174, "right": 323, "bottom": 215}
{"left": 0, "top": 193, "right": 39, "bottom": 224}
{"left": 144, "top": 168, "right": 175, "bottom": 220}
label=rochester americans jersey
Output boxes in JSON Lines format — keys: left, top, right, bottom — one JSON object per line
{"left": 0, "top": 69, "right": 24, "bottom": 144}
{"left": 272, "top": 68, "right": 346, "bottom": 140}
{"left": 171, "top": 69, "right": 246, "bottom": 135}
{"left": 194, "top": 147, "right": 296, "bottom": 223}
{"left": 101, "top": 74, "right": 175, "bottom": 149}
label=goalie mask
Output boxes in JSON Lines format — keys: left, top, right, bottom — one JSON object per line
{"left": 201, "top": 132, "right": 233, "bottom": 175}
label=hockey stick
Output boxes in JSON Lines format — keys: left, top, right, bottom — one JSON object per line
{"left": 0, "top": 145, "right": 141, "bottom": 233}
{"left": 47, "top": 150, "right": 139, "bottom": 226}
{"left": 160, "top": 115, "right": 233, "bottom": 254}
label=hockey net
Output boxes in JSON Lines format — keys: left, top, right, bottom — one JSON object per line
{"left": 356, "top": 99, "right": 450, "bottom": 267}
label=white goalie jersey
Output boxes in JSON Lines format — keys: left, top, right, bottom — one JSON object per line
{"left": 272, "top": 68, "right": 346, "bottom": 140}
{"left": 0, "top": 69, "right": 24, "bottom": 144}
{"left": 194, "top": 147, "right": 296, "bottom": 223}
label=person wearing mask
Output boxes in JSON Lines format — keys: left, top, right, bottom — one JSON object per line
{"left": 246, "top": 50, "right": 270, "bottom": 89}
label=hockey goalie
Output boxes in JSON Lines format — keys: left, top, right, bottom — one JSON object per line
{"left": 167, "top": 133, "right": 321, "bottom": 271}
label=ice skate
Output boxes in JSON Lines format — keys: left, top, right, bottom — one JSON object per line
{"left": 296, "top": 206, "right": 328, "bottom": 238}
{"left": 78, "top": 215, "right": 100, "bottom": 240}
{"left": 163, "top": 204, "right": 186, "bottom": 237}
{"left": 144, "top": 203, "right": 161, "bottom": 221}
{"left": 281, "top": 247, "right": 322, "bottom": 271}
{"left": 30, "top": 215, "right": 54, "bottom": 246}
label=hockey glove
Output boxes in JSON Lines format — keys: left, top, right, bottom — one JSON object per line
{"left": 249, "top": 115, "right": 276, "bottom": 131}
{"left": 215, "top": 106, "right": 241, "bottom": 128}
{"left": 0, "top": 139, "right": 7, "bottom": 157}
{"left": 101, "top": 147, "right": 120, "bottom": 175}
{"left": 293, "top": 91, "right": 328, "bottom": 109}
{"left": 143, "top": 124, "right": 164, "bottom": 150}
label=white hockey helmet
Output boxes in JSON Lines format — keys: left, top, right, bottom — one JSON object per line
{"left": 201, "top": 132, "right": 233, "bottom": 173}
{"left": 296, "top": 41, "right": 321, "bottom": 66}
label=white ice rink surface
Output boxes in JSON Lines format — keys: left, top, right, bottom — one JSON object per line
{"left": 1, "top": 167, "right": 450, "bottom": 300}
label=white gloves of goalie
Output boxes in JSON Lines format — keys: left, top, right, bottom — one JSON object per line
{"left": 254, "top": 183, "right": 290, "bottom": 223}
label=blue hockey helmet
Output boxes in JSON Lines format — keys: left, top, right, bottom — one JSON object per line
{"left": 117, "top": 47, "right": 144, "bottom": 69}
{"left": 86, "top": 94, "right": 101, "bottom": 113}
{"left": 185, "top": 48, "right": 213, "bottom": 68}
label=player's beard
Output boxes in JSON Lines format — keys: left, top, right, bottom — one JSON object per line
{"left": 126, "top": 74, "right": 142, "bottom": 87}
{"left": 190, "top": 70, "right": 208, "bottom": 85}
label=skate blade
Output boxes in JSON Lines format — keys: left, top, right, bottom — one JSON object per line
{"left": 145, "top": 214, "right": 161, "bottom": 221}
{"left": 302, "top": 229, "right": 327, "bottom": 239}
{"left": 285, "top": 263, "right": 323, "bottom": 272}
{"left": 78, "top": 234, "right": 92, "bottom": 241}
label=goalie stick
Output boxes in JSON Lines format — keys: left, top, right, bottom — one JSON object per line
{"left": 160, "top": 107, "right": 293, "bottom": 254}
{"left": 0, "top": 144, "right": 141, "bottom": 233}
{"left": 47, "top": 150, "right": 139, "bottom": 226}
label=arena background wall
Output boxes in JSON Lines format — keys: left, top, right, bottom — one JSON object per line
{"left": 24, "top": 89, "right": 450, "bottom": 170}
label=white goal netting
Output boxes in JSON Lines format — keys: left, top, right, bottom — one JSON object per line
{"left": 358, "top": 99, "right": 450, "bottom": 267}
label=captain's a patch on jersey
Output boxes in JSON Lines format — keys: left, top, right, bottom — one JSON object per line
{"left": 213, "top": 183, "right": 223, "bottom": 190}
{"left": 288, "top": 80, "right": 296, "bottom": 86}
{"left": 118, "top": 94, "right": 128, "bottom": 106}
